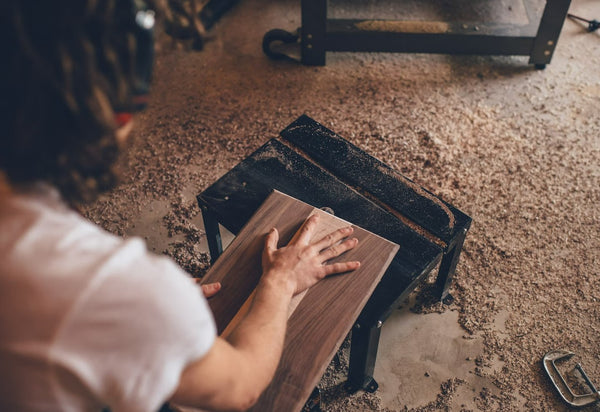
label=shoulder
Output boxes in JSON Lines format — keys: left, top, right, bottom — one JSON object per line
{"left": 50, "top": 245, "right": 217, "bottom": 411}
{"left": 0, "top": 184, "right": 122, "bottom": 265}
{"left": 0, "top": 186, "right": 217, "bottom": 411}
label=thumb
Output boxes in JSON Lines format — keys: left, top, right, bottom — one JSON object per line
{"left": 265, "top": 227, "right": 279, "bottom": 253}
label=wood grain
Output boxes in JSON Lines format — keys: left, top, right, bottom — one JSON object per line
{"left": 219, "top": 207, "right": 352, "bottom": 339}
{"left": 201, "top": 190, "right": 399, "bottom": 411}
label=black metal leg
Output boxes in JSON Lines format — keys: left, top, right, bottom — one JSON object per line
{"left": 301, "top": 0, "right": 326, "bottom": 65}
{"left": 435, "top": 228, "right": 468, "bottom": 303}
{"left": 302, "top": 387, "right": 322, "bottom": 412}
{"left": 157, "top": 403, "right": 176, "bottom": 412}
{"left": 529, "top": 0, "right": 571, "bottom": 66}
{"left": 346, "top": 324, "right": 381, "bottom": 393}
{"left": 201, "top": 207, "right": 223, "bottom": 264}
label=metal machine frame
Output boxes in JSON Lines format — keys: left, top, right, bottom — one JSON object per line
{"left": 264, "top": 0, "right": 571, "bottom": 68}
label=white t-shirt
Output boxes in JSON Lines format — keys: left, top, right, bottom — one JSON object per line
{"left": 0, "top": 184, "right": 216, "bottom": 412}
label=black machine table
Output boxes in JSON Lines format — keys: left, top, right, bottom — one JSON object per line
{"left": 263, "top": 0, "right": 571, "bottom": 69}
{"left": 197, "top": 115, "right": 472, "bottom": 392}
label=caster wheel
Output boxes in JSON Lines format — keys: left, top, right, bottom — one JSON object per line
{"left": 262, "top": 28, "right": 300, "bottom": 60}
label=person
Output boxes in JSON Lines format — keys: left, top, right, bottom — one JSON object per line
{"left": 0, "top": 1, "right": 360, "bottom": 411}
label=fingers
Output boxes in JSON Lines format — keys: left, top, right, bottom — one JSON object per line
{"left": 313, "top": 226, "right": 354, "bottom": 252}
{"left": 264, "top": 227, "right": 279, "bottom": 253}
{"left": 323, "top": 261, "right": 361, "bottom": 276}
{"left": 201, "top": 282, "right": 221, "bottom": 298}
{"left": 293, "top": 214, "right": 319, "bottom": 245}
{"left": 319, "top": 237, "right": 359, "bottom": 261}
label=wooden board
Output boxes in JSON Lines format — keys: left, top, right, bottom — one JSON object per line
{"left": 201, "top": 190, "right": 399, "bottom": 412}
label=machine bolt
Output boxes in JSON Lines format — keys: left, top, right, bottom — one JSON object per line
{"left": 354, "top": 323, "right": 361, "bottom": 329}
{"left": 544, "top": 50, "right": 551, "bottom": 56}
{"left": 547, "top": 40, "right": 554, "bottom": 46}
{"left": 376, "top": 320, "right": 383, "bottom": 328}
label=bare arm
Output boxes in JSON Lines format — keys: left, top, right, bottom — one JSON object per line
{"left": 170, "top": 214, "right": 360, "bottom": 411}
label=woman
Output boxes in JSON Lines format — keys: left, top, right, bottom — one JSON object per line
{"left": 0, "top": 1, "right": 360, "bottom": 411}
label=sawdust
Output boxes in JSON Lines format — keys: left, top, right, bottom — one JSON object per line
{"left": 374, "top": 161, "right": 456, "bottom": 231}
{"left": 81, "top": 0, "right": 600, "bottom": 410}
{"left": 164, "top": 240, "right": 211, "bottom": 278}
{"left": 354, "top": 20, "right": 450, "bottom": 34}
{"left": 162, "top": 198, "right": 211, "bottom": 277}
{"left": 318, "top": 336, "right": 396, "bottom": 412}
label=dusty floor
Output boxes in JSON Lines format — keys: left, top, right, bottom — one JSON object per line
{"left": 83, "top": 0, "right": 600, "bottom": 410}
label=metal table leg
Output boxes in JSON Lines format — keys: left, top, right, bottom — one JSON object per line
{"left": 201, "top": 206, "right": 223, "bottom": 264}
{"left": 301, "top": 0, "right": 327, "bottom": 65}
{"left": 436, "top": 227, "right": 468, "bottom": 303}
{"left": 346, "top": 322, "right": 382, "bottom": 393}
{"left": 530, "top": 0, "right": 572, "bottom": 68}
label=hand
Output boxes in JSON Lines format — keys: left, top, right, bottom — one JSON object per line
{"left": 195, "top": 280, "right": 222, "bottom": 298}
{"left": 261, "top": 213, "right": 360, "bottom": 295}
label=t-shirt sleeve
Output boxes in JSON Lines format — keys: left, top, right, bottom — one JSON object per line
{"left": 50, "top": 238, "right": 216, "bottom": 412}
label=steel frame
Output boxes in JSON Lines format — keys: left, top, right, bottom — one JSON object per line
{"left": 298, "top": 0, "right": 571, "bottom": 68}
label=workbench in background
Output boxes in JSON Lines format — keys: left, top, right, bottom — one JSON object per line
{"left": 263, "top": 0, "right": 571, "bottom": 68}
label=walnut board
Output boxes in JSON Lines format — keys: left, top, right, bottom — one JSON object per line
{"left": 201, "top": 190, "right": 399, "bottom": 412}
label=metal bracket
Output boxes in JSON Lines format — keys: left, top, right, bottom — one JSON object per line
{"left": 302, "top": 387, "right": 322, "bottom": 412}
{"left": 345, "top": 376, "right": 379, "bottom": 394}
{"left": 542, "top": 350, "right": 600, "bottom": 408}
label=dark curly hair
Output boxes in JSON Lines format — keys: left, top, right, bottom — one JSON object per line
{"left": 1, "top": 1, "right": 141, "bottom": 203}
